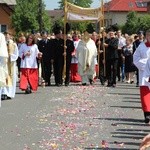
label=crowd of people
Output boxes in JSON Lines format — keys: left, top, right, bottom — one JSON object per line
{"left": 1, "top": 27, "right": 150, "bottom": 149}
{"left": 0, "top": 29, "right": 147, "bottom": 107}
{"left": 0, "top": 28, "right": 146, "bottom": 99}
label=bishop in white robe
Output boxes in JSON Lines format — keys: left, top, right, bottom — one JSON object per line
{"left": 76, "top": 31, "right": 97, "bottom": 85}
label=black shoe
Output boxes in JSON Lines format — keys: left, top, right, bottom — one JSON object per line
{"left": 25, "top": 88, "right": 31, "bottom": 94}
{"left": 101, "top": 82, "right": 105, "bottom": 86}
{"left": 1, "top": 94, "right": 4, "bottom": 100}
{"left": 48, "top": 83, "right": 51, "bottom": 86}
{"left": 47, "top": 81, "right": 51, "bottom": 86}
{"left": 82, "top": 83, "right": 86, "bottom": 86}
{"left": 101, "top": 80, "right": 106, "bottom": 85}
{"left": 130, "top": 81, "right": 134, "bottom": 84}
{"left": 56, "top": 83, "right": 61, "bottom": 87}
{"left": 89, "top": 79, "right": 94, "bottom": 85}
{"left": 7, "top": 96, "right": 11, "bottom": 100}
{"left": 1, "top": 94, "right": 7, "bottom": 100}
{"left": 107, "top": 84, "right": 112, "bottom": 87}
{"left": 145, "top": 117, "right": 150, "bottom": 124}
{"left": 65, "top": 82, "right": 69, "bottom": 86}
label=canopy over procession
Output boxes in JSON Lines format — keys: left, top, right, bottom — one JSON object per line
{"left": 66, "top": 2, "right": 103, "bottom": 21}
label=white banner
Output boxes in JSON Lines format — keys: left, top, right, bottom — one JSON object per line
{"left": 67, "top": 12, "right": 101, "bottom": 21}
{"left": 66, "top": 2, "right": 103, "bottom": 21}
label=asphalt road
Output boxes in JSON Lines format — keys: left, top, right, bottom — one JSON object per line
{"left": 0, "top": 80, "right": 149, "bottom": 150}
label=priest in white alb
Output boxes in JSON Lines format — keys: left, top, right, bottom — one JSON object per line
{"left": 76, "top": 30, "right": 97, "bottom": 85}
{"left": 0, "top": 32, "right": 8, "bottom": 106}
{"left": 1, "top": 32, "right": 18, "bottom": 100}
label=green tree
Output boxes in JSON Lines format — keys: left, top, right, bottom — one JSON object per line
{"left": 121, "top": 11, "right": 150, "bottom": 35}
{"left": 122, "top": 11, "right": 139, "bottom": 35}
{"left": 71, "top": 22, "right": 95, "bottom": 33}
{"left": 11, "top": 0, "right": 52, "bottom": 34}
{"left": 137, "top": 15, "right": 150, "bottom": 32}
{"left": 58, "top": 0, "right": 93, "bottom": 9}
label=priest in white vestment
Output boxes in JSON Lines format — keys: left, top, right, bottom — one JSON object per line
{"left": 0, "top": 32, "right": 8, "bottom": 106}
{"left": 1, "top": 32, "right": 18, "bottom": 99}
{"left": 76, "top": 30, "right": 97, "bottom": 85}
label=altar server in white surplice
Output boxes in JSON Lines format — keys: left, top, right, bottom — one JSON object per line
{"left": 133, "top": 30, "right": 150, "bottom": 124}
{"left": 19, "top": 34, "right": 42, "bottom": 94}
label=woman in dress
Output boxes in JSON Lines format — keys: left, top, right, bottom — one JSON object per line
{"left": 122, "top": 37, "right": 135, "bottom": 83}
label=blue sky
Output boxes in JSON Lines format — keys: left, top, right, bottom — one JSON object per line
{"left": 44, "top": 0, "right": 101, "bottom": 10}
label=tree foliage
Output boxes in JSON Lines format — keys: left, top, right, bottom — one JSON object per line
{"left": 70, "top": 22, "right": 95, "bottom": 33}
{"left": 11, "top": 0, "right": 52, "bottom": 34}
{"left": 58, "top": 0, "right": 93, "bottom": 9}
{"left": 137, "top": 15, "right": 150, "bottom": 32}
{"left": 122, "top": 11, "right": 139, "bottom": 35}
{"left": 122, "top": 11, "right": 150, "bottom": 35}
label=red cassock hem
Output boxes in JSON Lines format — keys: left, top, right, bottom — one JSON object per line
{"left": 70, "top": 64, "right": 81, "bottom": 82}
{"left": 20, "top": 68, "right": 38, "bottom": 91}
{"left": 140, "top": 86, "right": 150, "bottom": 112}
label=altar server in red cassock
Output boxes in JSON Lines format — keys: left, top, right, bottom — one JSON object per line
{"left": 70, "top": 32, "right": 81, "bottom": 82}
{"left": 133, "top": 30, "right": 150, "bottom": 124}
{"left": 19, "top": 34, "right": 42, "bottom": 94}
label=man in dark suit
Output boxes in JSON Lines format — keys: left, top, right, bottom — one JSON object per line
{"left": 51, "top": 30, "right": 74, "bottom": 86}
{"left": 51, "top": 30, "right": 64, "bottom": 86}
{"left": 96, "top": 31, "right": 108, "bottom": 85}
{"left": 38, "top": 31, "right": 53, "bottom": 86}
{"left": 64, "top": 34, "right": 74, "bottom": 86}
{"left": 105, "top": 29, "right": 119, "bottom": 87}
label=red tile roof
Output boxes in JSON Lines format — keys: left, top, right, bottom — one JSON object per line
{"left": 104, "top": 0, "right": 147, "bottom": 12}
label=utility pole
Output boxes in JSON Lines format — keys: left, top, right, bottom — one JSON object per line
{"left": 39, "top": 0, "right": 43, "bottom": 33}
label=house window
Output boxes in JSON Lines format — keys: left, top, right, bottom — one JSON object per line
{"left": 0, "top": 25, "right": 7, "bottom": 32}
{"left": 136, "top": 1, "right": 147, "bottom": 8}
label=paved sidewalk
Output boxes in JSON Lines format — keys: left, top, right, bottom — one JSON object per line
{"left": 0, "top": 81, "right": 148, "bottom": 150}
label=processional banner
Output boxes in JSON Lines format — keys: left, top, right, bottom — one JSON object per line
{"left": 66, "top": 2, "right": 103, "bottom": 21}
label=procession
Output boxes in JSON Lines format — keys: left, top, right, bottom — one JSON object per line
{"left": 1, "top": 0, "right": 150, "bottom": 149}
